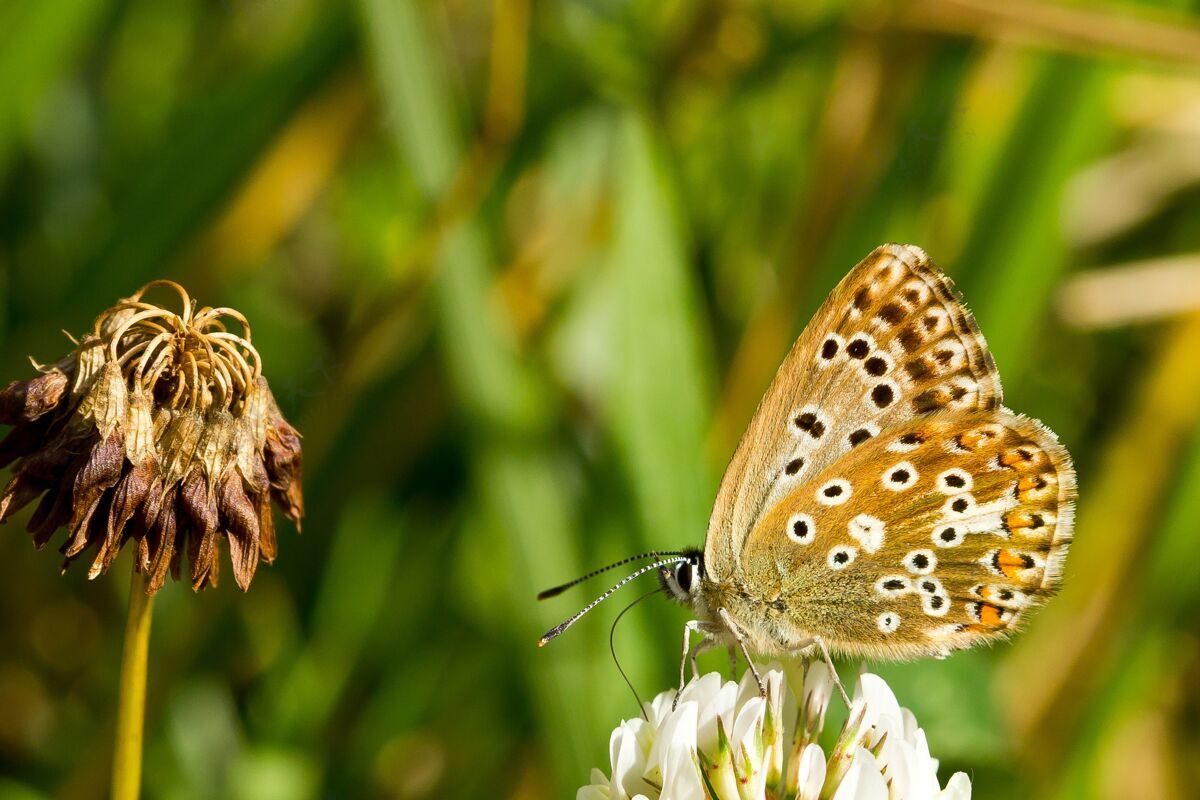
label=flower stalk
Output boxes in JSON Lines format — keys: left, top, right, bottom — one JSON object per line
{"left": 111, "top": 570, "right": 154, "bottom": 800}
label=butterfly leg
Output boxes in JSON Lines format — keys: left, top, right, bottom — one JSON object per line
{"left": 688, "top": 637, "right": 717, "bottom": 680}
{"left": 675, "top": 620, "right": 706, "bottom": 709}
{"left": 813, "top": 635, "right": 851, "bottom": 707}
{"left": 727, "top": 645, "right": 738, "bottom": 680}
{"left": 717, "top": 607, "right": 764, "bottom": 696}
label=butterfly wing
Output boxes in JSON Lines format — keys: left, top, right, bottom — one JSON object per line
{"left": 737, "top": 410, "right": 1075, "bottom": 659}
{"left": 705, "top": 244, "right": 1002, "bottom": 580}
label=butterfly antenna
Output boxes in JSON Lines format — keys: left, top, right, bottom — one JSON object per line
{"left": 537, "top": 556, "right": 689, "bottom": 646}
{"left": 610, "top": 587, "right": 662, "bottom": 721}
{"left": 536, "top": 551, "right": 685, "bottom": 600}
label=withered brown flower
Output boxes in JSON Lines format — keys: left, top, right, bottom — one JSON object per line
{"left": 0, "top": 281, "right": 303, "bottom": 594}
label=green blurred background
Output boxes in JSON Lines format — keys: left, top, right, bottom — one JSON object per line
{"left": 2, "top": 0, "right": 1200, "bottom": 797}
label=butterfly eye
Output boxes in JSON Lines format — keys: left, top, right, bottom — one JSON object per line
{"left": 675, "top": 561, "right": 694, "bottom": 594}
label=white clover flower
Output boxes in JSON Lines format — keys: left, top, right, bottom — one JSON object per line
{"left": 579, "top": 664, "right": 970, "bottom": 800}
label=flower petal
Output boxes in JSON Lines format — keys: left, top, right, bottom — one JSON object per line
{"left": 830, "top": 748, "right": 889, "bottom": 800}
{"left": 939, "top": 772, "right": 972, "bottom": 800}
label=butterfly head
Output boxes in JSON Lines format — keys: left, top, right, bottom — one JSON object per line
{"left": 658, "top": 547, "right": 704, "bottom": 605}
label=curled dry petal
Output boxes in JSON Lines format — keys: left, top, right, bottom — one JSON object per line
{"left": 66, "top": 432, "right": 125, "bottom": 556}
{"left": 91, "top": 457, "right": 155, "bottom": 579}
{"left": 0, "top": 280, "right": 302, "bottom": 594}
{"left": 264, "top": 416, "right": 304, "bottom": 527}
{"left": 180, "top": 466, "right": 218, "bottom": 589}
{"left": 219, "top": 471, "right": 260, "bottom": 591}
{"left": 0, "top": 370, "right": 68, "bottom": 424}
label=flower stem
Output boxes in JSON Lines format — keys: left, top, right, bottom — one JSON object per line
{"left": 111, "top": 570, "right": 155, "bottom": 800}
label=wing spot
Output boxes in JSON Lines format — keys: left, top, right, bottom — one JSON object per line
{"left": 821, "top": 338, "right": 839, "bottom": 359}
{"left": 852, "top": 286, "right": 872, "bottom": 311}
{"left": 876, "top": 576, "right": 912, "bottom": 597}
{"left": 923, "top": 592, "right": 950, "bottom": 617}
{"left": 897, "top": 326, "right": 922, "bottom": 353}
{"left": 904, "top": 550, "right": 937, "bottom": 575}
{"left": 847, "top": 338, "right": 870, "bottom": 359}
{"left": 848, "top": 428, "right": 873, "bottom": 447}
{"left": 905, "top": 358, "right": 933, "bottom": 380}
{"left": 883, "top": 461, "right": 918, "bottom": 491}
{"left": 876, "top": 612, "right": 901, "bottom": 633}
{"left": 787, "top": 513, "right": 816, "bottom": 545}
{"left": 934, "top": 525, "right": 963, "bottom": 548}
{"left": 936, "top": 469, "right": 972, "bottom": 493}
{"left": 944, "top": 494, "right": 976, "bottom": 517}
{"left": 793, "top": 410, "right": 827, "bottom": 439}
{"left": 986, "top": 548, "right": 1038, "bottom": 579}
{"left": 864, "top": 356, "right": 890, "bottom": 376}
{"left": 828, "top": 546, "right": 857, "bottom": 570}
{"left": 784, "top": 457, "right": 805, "bottom": 476}
{"left": 876, "top": 303, "right": 906, "bottom": 326}
{"left": 848, "top": 514, "right": 886, "bottom": 553}
{"left": 871, "top": 382, "right": 896, "bottom": 408}
{"left": 816, "top": 479, "right": 852, "bottom": 506}
{"left": 887, "top": 431, "right": 926, "bottom": 453}
{"left": 968, "top": 601, "right": 1009, "bottom": 626}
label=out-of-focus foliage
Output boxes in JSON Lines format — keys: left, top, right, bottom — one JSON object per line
{"left": 2, "top": 1, "right": 1200, "bottom": 798}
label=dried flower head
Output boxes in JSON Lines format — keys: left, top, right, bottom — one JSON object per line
{"left": 0, "top": 281, "right": 303, "bottom": 594}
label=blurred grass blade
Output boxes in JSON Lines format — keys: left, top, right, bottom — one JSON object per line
{"left": 266, "top": 494, "right": 406, "bottom": 741}
{"left": 356, "top": 0, "right": 595, "bottom": 792}
{"left": 1002, "top": 312, "right": 1200, "bottom": 777}
{"left": 80, "top": 9, "right": 353, "bottom": 297}
{"left": 606, "top": 114, "right": 714, "bottom": 549}
{"left": 956, "top": 57, "right": 1109, "bottom": 380}
{"left": 0, "top": 0, "right": 111, "bottom": 181}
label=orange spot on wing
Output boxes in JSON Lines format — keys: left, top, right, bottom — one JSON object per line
{"left": 979, "top": 603, "right": 1004, "bottom": 626}
{"left": 1018, "top": 474, "right": 1048, "bottom": 491}
{"left": 1005, "top": 510, "right": 1034, "bottom": 529}
{"left": 996, "top": 549, "right": 1029, "bottom": 579}
{"left": 957, "top": 424, "right": 1003, "bottom": 451}
{"left": 1001, "top": 446, "right": 1048, "bottom": 470}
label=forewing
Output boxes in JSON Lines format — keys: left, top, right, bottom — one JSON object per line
{"left": 739, "top": 410, "right": 1075, "bottom": 659}
{"left": 705, "top": 244, "right": 1002, "bottom": 579}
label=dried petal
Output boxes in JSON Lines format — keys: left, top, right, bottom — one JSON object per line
{"left": 123, "top": 386, "right": 155, "bottom": 463}
{"left": 0, "top": 419, "right": 52, "bottom": 468}
{"left": 74, "top": 361, "right": 126, "bottom": 440}
{"left": 144, "top": 487, "right": 178, "bottom": 594}
{"left": 90, "top": 458, "right": 155, "bottom": 579}
{"left": 0, "top": 440, "right": 68, "bottom": 521}
{"left": 29, "top": 471, "right": 77, "bottom": 548}
{"left": 219, "top": 472, "right": 260, "bottom": 591}
{"left": 256, "top": 490, "right": 276, "bottom": 563}
{"left": 194, "top": 409, "right": 236, "bottom": 495}
{"left": 67, "top": 432, "right": 125, "bottom": 550}
{"left": 0, "top": 370, "right": 68, "bottom": 424}
{"left": 157, "top": 409, "right": 203, "bottom": 487}
{"left": 0, "top": 472, "right": 47, "bottom": 522}
{"left": 69, "top": 338, "right": 107, "bottom": 399}
{"left": 180, "top": 467, "right": 219, "bottom": 590}
{"left": 264, "top": 416, "right": 304, "bottom": 526}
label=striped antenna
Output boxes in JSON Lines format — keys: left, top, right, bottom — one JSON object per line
{"left": 537, "top": 551, "right": 685, "bottom": 600}
{"left": 537, "top": 556, "right": 689, "bottom": 647}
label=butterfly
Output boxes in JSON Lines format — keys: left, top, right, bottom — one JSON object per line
{"left": 539, "top": 244, "right": 1076, "bottom": 699}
